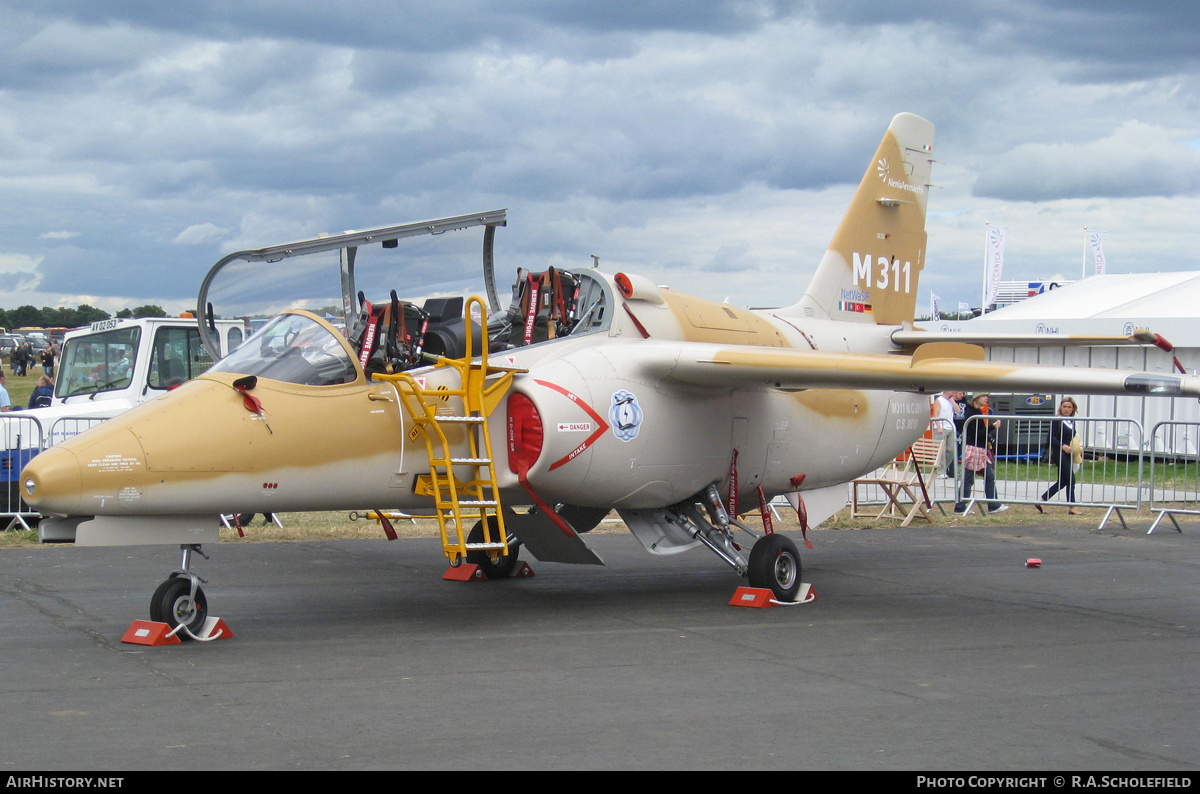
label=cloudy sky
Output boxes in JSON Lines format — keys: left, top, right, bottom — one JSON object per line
{"left": 2, "top": 0, "right": 1199, "bottom": 318}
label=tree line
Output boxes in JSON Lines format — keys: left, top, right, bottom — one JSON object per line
{"left": 0, "top": 304, "right": 169, "bottom": 330}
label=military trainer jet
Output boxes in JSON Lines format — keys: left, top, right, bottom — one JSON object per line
{"left": 20, "top": 113, "right": 1198, "bottom": 636}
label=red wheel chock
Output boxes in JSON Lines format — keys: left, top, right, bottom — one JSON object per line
{"left": 443, "top": 562, "right": 536, "bottom": 582}
{"left": 729, "top": 583, "right": 817, "bottom": 608}
{"left": 122, "top": 620, "right": 181, "bottom": 646}
{"left": 121, "top": 616, "right": 233, "bottom": 646}
{"left": 444, "top": 563, "right": 487, "bottom": 581}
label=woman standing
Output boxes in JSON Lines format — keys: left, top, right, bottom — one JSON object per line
{"left": 1037, "top": 397, "right": 1080, "bottom": 515}
{"left": 954, "top": 393, "right": 1007, "bottom": 514}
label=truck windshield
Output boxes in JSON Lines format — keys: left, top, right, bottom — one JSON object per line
{"left": 57, "top": 327, "right": 141, "bottom": 399}
{"left": 209, "top": 313, "right": 358, "bottom": 386}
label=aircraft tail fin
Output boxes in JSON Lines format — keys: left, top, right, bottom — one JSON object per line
{"left": 789, "top": 113, "right": 935, "bottom": 326}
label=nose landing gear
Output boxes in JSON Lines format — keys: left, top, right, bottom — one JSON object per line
{"left": 149, "top": 544, "right": 210, "bottom": 640}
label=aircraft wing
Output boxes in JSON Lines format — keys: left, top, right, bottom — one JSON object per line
{"left": 636, "top": 340, "right": 1200, "bottom": 397}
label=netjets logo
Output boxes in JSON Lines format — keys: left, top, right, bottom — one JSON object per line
{"left": 877, "top": 158, "right": 890, "bottom": 181}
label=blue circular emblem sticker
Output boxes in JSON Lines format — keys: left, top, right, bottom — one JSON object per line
{"left": 610, "top": 390, "right": 643, "bottom": 442}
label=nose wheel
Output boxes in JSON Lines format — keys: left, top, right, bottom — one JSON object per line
{"left": 149, "top": 544, "right": 210, "bottom": 640}
{"left": 149, "top": 576, "right": 208, "bottom": 638}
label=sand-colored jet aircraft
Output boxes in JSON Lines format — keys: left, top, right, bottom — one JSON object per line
{"left": 20, "top": 113, "right": 1199, "bottom": 636}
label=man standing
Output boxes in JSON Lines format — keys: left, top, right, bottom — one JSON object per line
{"left": 15, "top": 342, "right": 30, "bottom": 377}
{"left": 932, "top": 390, "right": 963, "bottom": 478}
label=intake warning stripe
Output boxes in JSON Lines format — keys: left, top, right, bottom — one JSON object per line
{"left": 533, "top": 379, "right": 611, "bottom": 471}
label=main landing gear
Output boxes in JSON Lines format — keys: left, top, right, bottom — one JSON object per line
{"left": 149, "top": 544, "right": 209, "bottom": 639}
{"left": 668, "top": 484, "right": 803, "bottom": 602}
{"left": 747, "top": 533, "right": 801, "bottom": 600}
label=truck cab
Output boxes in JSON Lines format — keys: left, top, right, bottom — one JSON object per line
{"left": 49, "top": 317, "right": 243, "bottom": 422}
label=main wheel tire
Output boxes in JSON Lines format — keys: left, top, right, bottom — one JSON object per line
{"left": 149, "top": 577, "right": 208, "bottom": 640}
{"left": 466, "top": 518, "right": 520, "bottom": 579}
{"left": 747, "top": 534, "right": 802, "bottom": 602}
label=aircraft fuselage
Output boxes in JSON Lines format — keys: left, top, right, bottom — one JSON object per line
{"left": 21, "top": 285, "right": 927, "bottom": 530}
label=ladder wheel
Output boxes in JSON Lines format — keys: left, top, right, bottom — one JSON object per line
{"left": 467, "top": 519, "right": 520, "bottom": 579}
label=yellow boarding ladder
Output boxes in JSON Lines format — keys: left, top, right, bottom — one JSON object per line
{"left": 374, "top": 297, "right": 523, "bottom": 566}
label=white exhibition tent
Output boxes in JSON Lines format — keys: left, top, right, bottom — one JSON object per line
{"left": 930, "top": 273, "right": 1200, "bottom": 454}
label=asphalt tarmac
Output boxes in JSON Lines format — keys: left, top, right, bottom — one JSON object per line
{"left": 1, "top": 522, "right": 1197, "bottom": 771}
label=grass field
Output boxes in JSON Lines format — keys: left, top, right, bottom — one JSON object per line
{"left": 2, "top": 367, "right": 43, "bottom": 410}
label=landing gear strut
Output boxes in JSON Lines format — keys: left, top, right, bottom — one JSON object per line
{"left": 149, "top": 544, "right": 209, "bottom": 639}
{"left": 672, "top": 483, "right": 803, "bottom": 602}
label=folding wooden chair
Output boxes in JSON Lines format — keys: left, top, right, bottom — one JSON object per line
{"left": 850, "top": 435, "right": 947, "bottom": 526}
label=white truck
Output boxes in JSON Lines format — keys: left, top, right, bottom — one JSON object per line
{"left": 2, "top": 316, "right": 245, "bottom": 533}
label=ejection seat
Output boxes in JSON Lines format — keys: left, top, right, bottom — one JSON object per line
{"left": 351, "top": 292, "right": 482, "bottom": 375}
{"left": 489, "top": 267, "right": 580, "bottom": 351}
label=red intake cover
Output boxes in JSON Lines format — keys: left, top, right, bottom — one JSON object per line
{"left": 507, "top": 392, "right": 544, "bottom": 474}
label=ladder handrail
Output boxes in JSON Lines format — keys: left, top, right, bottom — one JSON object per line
{"left": 372, "top": 297, "right": 513, "bottom": 564}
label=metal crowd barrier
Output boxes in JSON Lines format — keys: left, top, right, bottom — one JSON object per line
{"left": 0, "top": 415, "right": 44, "bottom": 530}
{"left": 955, "top": 414, "right": 1144, "bottom": 528}
{"left": 1147, "top": 421, "right": 1200, "bottom": 534}
{"left": 850, "top": 415, "right": 1148, "bottom": 530}
{"left": 0, "top": 414, "right": 108, "bottom": 531}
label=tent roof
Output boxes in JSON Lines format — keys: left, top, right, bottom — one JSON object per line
{"left": 980, "top": 272, "right": 1200, "bottom": 320}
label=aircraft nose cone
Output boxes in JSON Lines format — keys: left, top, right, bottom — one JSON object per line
{"left": 21, "top": 446, "right": 84, "bottom": 515}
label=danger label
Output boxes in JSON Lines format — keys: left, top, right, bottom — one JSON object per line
{"left": 557, "top": 422, "right": 593, "bottom": 432}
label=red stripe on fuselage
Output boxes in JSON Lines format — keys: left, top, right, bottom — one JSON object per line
{"left": 532, "top": 379, "right": 611, "bottom": 471}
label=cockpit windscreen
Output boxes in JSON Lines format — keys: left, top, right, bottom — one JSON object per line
{"left": 209, "top": 313, "right": 357, "bottom": 386}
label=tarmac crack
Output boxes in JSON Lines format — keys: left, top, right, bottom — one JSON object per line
{"left": 0, "top": 576, "right": 189, "bottom": 685}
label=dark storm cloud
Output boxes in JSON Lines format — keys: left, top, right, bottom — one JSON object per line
{"left": 3, "top": 1, "right": 802, "bottom": 62}
{"left": 2, "top": 1, "right": 506, "bottom": 53}
{"left": 525, "top": 0, "right": 803, "bottom": 34}
{"left": 0, "top": 1, "right": 1197, "bottom": 313}
{"left": 806, "top": 0, "right": 1200, "bottom": 80}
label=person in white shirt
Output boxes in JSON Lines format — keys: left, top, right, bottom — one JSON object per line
{"left": 0, "top": 371, "right": 11, "bottom": 412}
{"left": 932, "top": 390, "right": 963, "bottom": 477}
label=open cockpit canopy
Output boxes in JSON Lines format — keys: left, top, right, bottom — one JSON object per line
{"left": 196, "top": 209, "right": 615, "bottom": 377}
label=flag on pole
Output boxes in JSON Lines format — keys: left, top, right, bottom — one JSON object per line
{"left": 958, "top": 301, "right": 971, "bottom": 317}
{"left": 984, "top": 225, "right": 1006, "bottom": 309}
{"left": 930, "top": 291, "right": 941, "bottom": 320}
{"left": 1087, "top": 230, "right": 1107, "bottom": 275}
